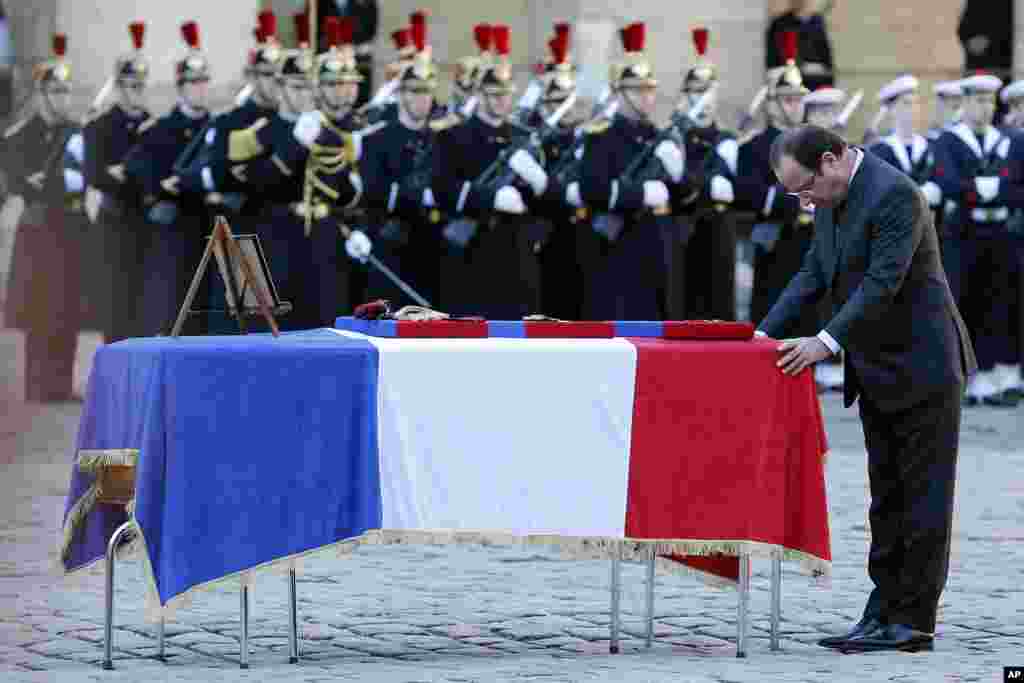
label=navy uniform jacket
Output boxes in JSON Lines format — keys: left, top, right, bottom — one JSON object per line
{"left": 575, "top": 113, "right": 675, "bottom": 320}
{"left": 178, "top": 98, "right": 276, "bottom": 196}
{"left": 123, "top": 105, "right": 210, "bottom": 213}
{"left": 1, "top": 114, "right": 76, "bottom": 204}
{"left": 676, "top": 123, "right": 738, "bottom": 213}
{"left": 735, "top": 125, "right": 801, "bottom": 224}
{"left": 82, "top": 104, "right": 151, "bottom": 207}
{"left": 930, "top": 122, "right": 1024, "bottom": 227}
{"left": 432, "top": 113, "right": 538, "bottom": 217}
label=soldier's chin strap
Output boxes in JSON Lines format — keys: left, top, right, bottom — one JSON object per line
{"left": 772, "top": 97, "right": 801, "bottom": 129}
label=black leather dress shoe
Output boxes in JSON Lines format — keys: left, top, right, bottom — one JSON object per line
{"left": 817, "top": 616, "right": 882, "bottom": 648}
{"left": 839, "top": 623, "right": 934, "bottom": 653}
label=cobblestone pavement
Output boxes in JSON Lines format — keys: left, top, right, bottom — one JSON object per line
{"left": 1, "top": 379, "right": 1022, "bottom": 682}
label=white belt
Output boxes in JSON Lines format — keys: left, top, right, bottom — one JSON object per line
{"left": 970, "top": 207, "right": 1008, "bottom": 223}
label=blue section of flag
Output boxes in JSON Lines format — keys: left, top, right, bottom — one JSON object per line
{"left": 613, "top": 321, "right": 665, "bottom": 337}
{"left": 485, "top": 321, "right": 527, "bottom": 338}
{"left": 63, "top": 329, "right": 381, "bottom": 605}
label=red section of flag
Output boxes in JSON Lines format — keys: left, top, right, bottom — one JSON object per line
{"left": 395, "top": 320, "right": 488, "bottom": 338}
{"left": 624, "top": 337, "right": 830, "bottom": 584}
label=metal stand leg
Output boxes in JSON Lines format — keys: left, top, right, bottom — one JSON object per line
{"left": 736, "top": 553, "right": 751, "bottom": 658}
{"left": 103, "top": 521, "right": 135, "bottom": 670}
{"left": 288, "top": 569, "right": 299, "bottom": 664}
{"left": 240, "top": 585, "right": 250, "bottom": 669}
{"left": 770, "top": 550, "right": 782, "bottom": 651}
{"left": 609, "top": 551, "right": 621, "bottom": 654}
{"left": 156, "top": 617, "right": 165, "bottom": 661}
{"left": 645, "top": 548, "right": 656, "bottom": 648}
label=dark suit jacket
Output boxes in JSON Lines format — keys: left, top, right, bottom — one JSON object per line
{"left": 759, "top": 150, "right": 977, "bottom": 411}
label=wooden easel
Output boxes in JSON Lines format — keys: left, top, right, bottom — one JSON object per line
{"left": 170, "top": 215, "right": 282, "bottom": 337}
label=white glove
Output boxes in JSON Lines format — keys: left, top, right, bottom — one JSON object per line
{"left": 565, "top": 181, "right": 583, "bottom": 208}
{"left": 642, "top": 180, "right": 669, "bottom": 208}
{"left": 293, "top": 111, "right": 323, "bottom": 148}
{"left": 709, "top": 175, "right": 734, "bottom": 203}
{"left": 654, "top": 140, "right": 685, "bottom": 183}
{"left": 345, "top": 230, "right": 373, "bottom": 263}
{"left": 64, "top": 169, "right": 84, "bottom": 193}
{"left": 975, "top": 176, "right": 1000, "bottom": 202}
{"left": 921, "top": 181, "right": 942, "bottom": 208}
{"left": 494, "top": 185, "right": 527, "bottom": 214}
{"left": 422, "top": 188, "right": 435, "bottom": 207}
{"left": 85, "top": 187, "right": 102, "bottom": 223}
{"left": 508, "top": 149, "right": 548, "bottom": 197}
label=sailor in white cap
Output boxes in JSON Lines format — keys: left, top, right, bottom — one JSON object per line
{"left": 802, "top": 86, "right": 844, "bottom": 128}
{"left": 998, "top": 78, "right": 1024, "bottom": 402}
{"left": 931, "top": 71, "right": 1021, "bottom": 406}
{"left": 928, "top": 79, "right": 964, "bottom": 140}
{"left": 869, "top": 75, "right": 942, "bottom": 210}
{"left": 1000, "top": 79, "right": 1024, "bottom": 129}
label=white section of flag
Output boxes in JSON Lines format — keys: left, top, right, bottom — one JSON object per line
{"left": 330, "top": 330, "right": 638, "bottom": 539}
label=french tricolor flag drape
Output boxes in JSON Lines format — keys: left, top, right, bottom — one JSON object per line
{"left": 62, "top": 325, "right": 829, "bottom": 612}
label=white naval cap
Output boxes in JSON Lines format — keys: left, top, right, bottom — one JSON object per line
{"left": 959, "top": 72, "right": 1003, "bottom": 94}
{"left": 1001, "top": 79, "right": 1024, "bottom": 103}
{"left": 877, "top": 74, "right": 918, "bottom": 103}
{"left": 803, "top": 86, "right": 845, "bottom": 106}
{"left": 933, "top": 79, "right": 963, "bottom": 97}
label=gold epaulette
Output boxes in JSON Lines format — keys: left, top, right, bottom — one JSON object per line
{"left": 582, "top": 118, "right": 611, "bottom": 135}
{"left": 227, "top": 117, "right": 269, "bottom": 162}
{"left": 2, "top": 116, "right": 30, "bottom": 139}
{"left": 429, "top": 113, "right": 461, "bottom": 132}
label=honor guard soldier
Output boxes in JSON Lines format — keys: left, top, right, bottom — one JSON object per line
{"left": 82, "top": 21, "right": 152, "bottom": 343}
{"left": 226, "top": 13, "right": 321, "bottom": 330}
{"left": 566, "top": 21, "right": 684, "bottom": 321}
{"left": 169, "top": 10, "right": 282, "bottom": 220}
{"left": 928, "top": 80, "right": 964, "bottom": 140}
{"left": 444, "top": 24, "right": 492, "bottom": 121}
{"left": 122, "top": 20, "right": 213, "bottom": 337}
{"left": 1, "top": 33, "right": 85, "bottom": 401}
{"left": 736, "top": 30, "right": 822, "bottom": 338}
{"left": 931, "top": 72, "right": 1021, "bottom": 406}
{"left": 670, "top": 26, "right": 739, "bottom": 322}
{"left": 532, "top": 23, "right": 586, "bottom": 320}
{"left": 1000, "top": 78, "right": 1024, "bottom": 399}
{"left": 285, "top": 15, "right": 367, "bottom": 324}
{"left": 869, "top": 76, "right": 945, "bottom": 226}
{"left": 433, "top": 24, "right": 547, "bottom": 318}
{"left": 309, "top": 14, "right": 443, "bottom": 309}
{"left": 316, "top": 17, "right": 366, "bottom": 130}
{"left": 360, "top": 24, "right": 414, "bottom": 125}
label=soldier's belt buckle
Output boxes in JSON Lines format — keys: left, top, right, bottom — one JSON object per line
{"left": 798, "top": 213, "right": 813, "bottom": 226}
{"left": 575, "top": 207, "right": 590, "bottom": 222}
{"left": 652, "top": 204, "right": 671, "bottom": 216}
{"left": 429, "top": 208, "right": 441, "bottom": 224}
{"left": 206, "top": 192, "right": 224, "bottom": 206}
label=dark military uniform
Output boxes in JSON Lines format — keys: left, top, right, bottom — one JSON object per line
{"left": 432, "top": 113, "right": 542, "bottom": 319}
{"left": 227, "top": 111, "right": 319, "bottom": 331}
{"left": 575, "top": 113, "right": 673, "bottom": 321}
{"left": 124, "top": 105, "right": 211, "bottom": 336}
{"left": 672, "top": 124, "right": 738, "bottom": 320}
{"left": 931, "top": 120, "right": 1020, "bottom": 402}
{"left": 2, "top": 114, "right": 83, "bottom": 401}
{"left": 537, "top": 123, "right": 584, "bottom": 320}
{"left": 83, "top": 103, "right": 152, "bottom": 342}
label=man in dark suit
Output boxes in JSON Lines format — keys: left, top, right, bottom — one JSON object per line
{"left": 759, "top": 125, "right": 977, "bottom": 653}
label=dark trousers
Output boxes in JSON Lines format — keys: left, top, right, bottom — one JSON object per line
{"left": 943, "top": 226, "right": 1016, "bottom": 370}
{"left": 858, "top": 383, "right": 962, "bottom": 633}
{"left": 139, "top": 220, "right": 210, "bottom": 337}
